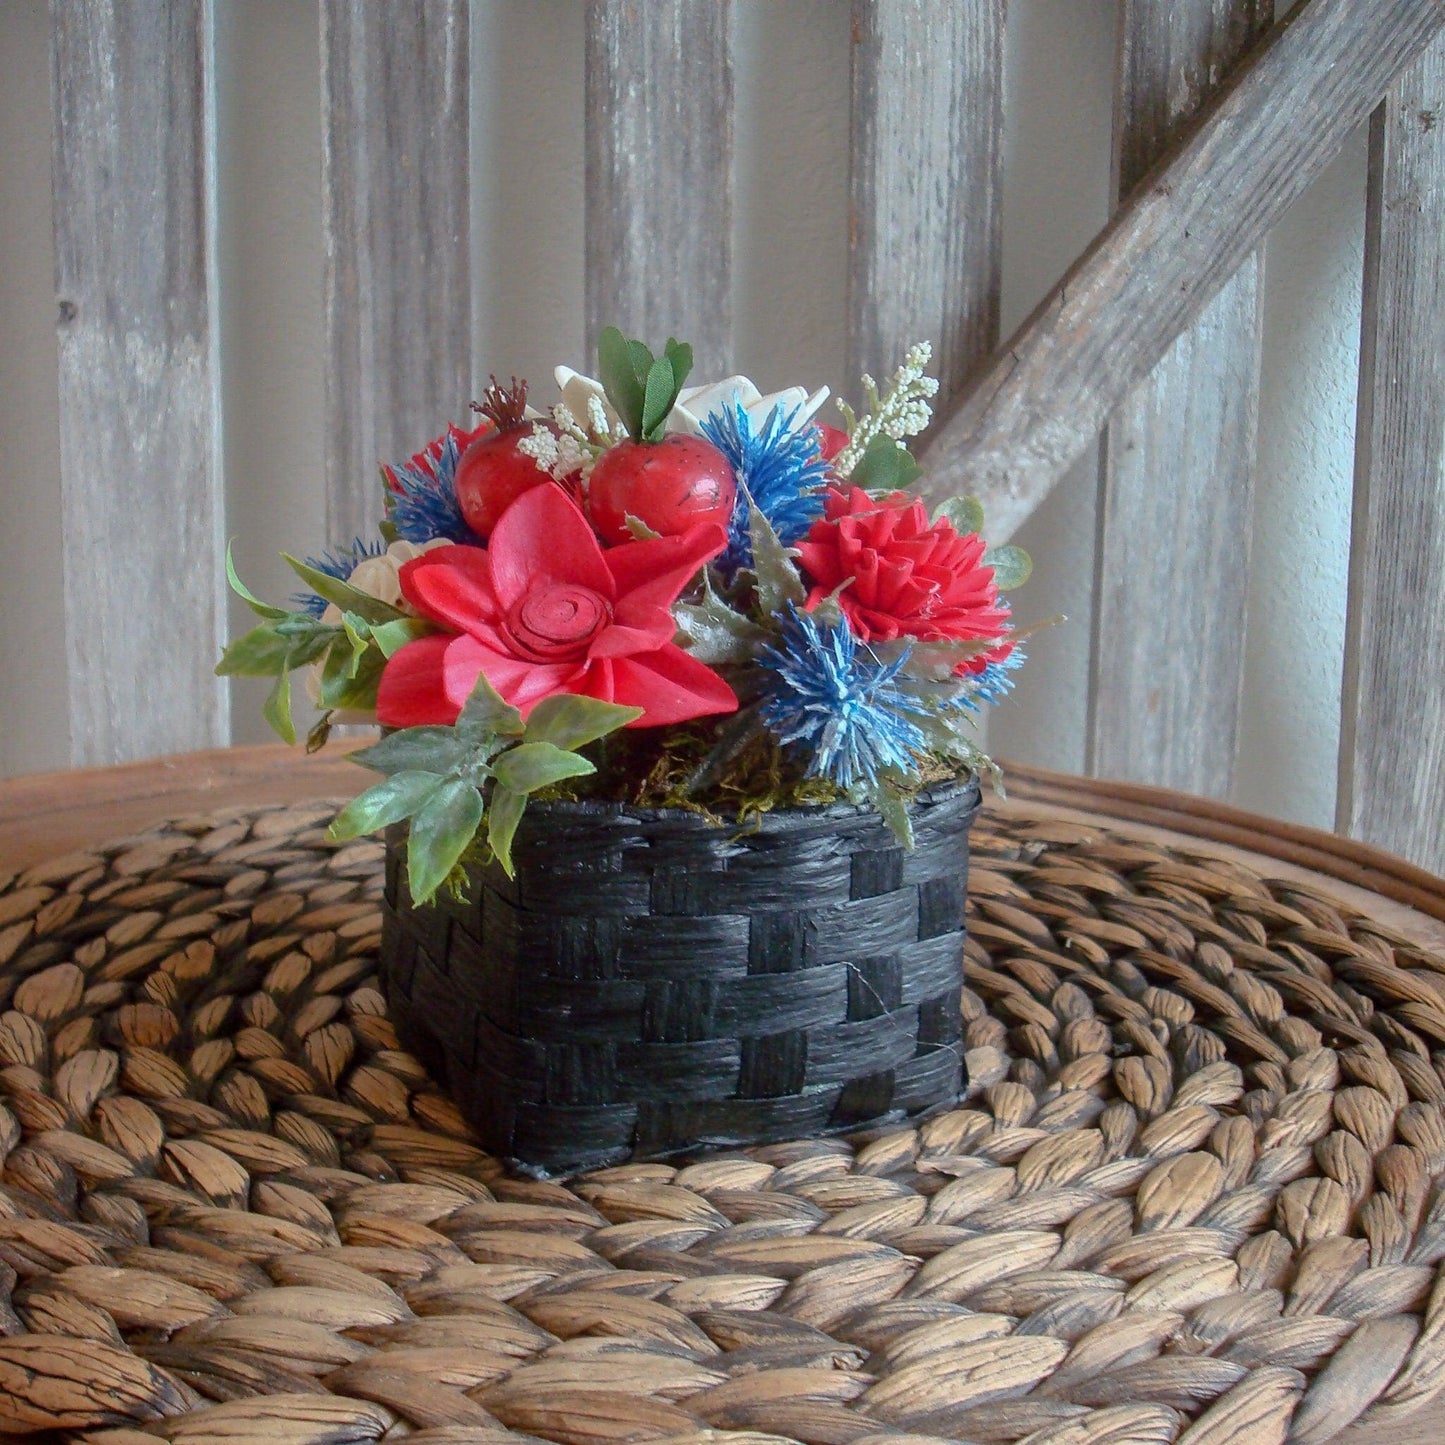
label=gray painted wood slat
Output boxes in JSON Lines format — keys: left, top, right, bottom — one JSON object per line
{"left": 847, "top": 0, "right": 1004, "bottom": 402}
{"left": 921, "top": 0, "right": 1445, "bottom": 542}
{"left": 1087, "top": 1, "right": 1272, "bottom": 798}
{"left": 321, "top": 0, "right": 470, "bottom": 549}
{"left": 1338, "top": 33, "right": 1445, "bottom": 874}
{"left": 50, "top": 0, "right": 226, "bottom": 766}
{"left": 584, "top": 0, "right": 734, "bottom": 377}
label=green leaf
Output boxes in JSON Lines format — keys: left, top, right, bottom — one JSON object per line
{"left": 522, "top": 695, "right": 643, "bottom": 751}
{"left": 216, "top": 622, "right": 295, "bottom": 677}
{"left": 329, "top": 770, "right": 446, "bottom": 841}
{"left": 640, "top": 355, "right": 679, "bottom": 441}
{"left": 867, "top": 780, "right": 914, "bottom": 850}
{"left": 491, "top": 741, "right": 596, "bottom": 795}
{"left": 306, "top": 712, "right": 333, "bottom": 753}
{"left": 662, "top": 337, "right": 693, "bottom": 394}
{"left": 850, "top": 436, "right": 922, "bottom": 493}
{"left": 486, "top": 784, "right": 527, "bottom": 878}
{"left": 370, "top": 616, "right": 432, "bottom": 659}
{"left": 984, "top": 544, "right": 1032, "bottom": 591}
{"left": 350, "top": 725, "right": 473, "bottom": 777}
{"left": 743, "top": 482, "right": 806, "bottom": 614}
{"left": 226, "top": 543, "right": 288, "bottom": 620}
{"left": 262, "top": 669, "right": 296, "bottom": 745}
{"left": 933, "top": 495, "right": 985, "bottom": 537}
{"left": 318, "top": 639, "right": 386, "bottom": 712}
{"left": 456, "top": 670, "right": 525, "bottom": 741}
{"left": 674, "top": 570, "right": 770, "bottom": 665}
{"left": 624, "top": 513, "right": 662, "bottom": 541}
{"left": 406, "top": 778, "right": 485, "bottom": 905}
{"left": 282, "top": 554, "right": 406, "bottom": 625}
{"left": 598, "top": 325, "right": 648, "bottom": 441}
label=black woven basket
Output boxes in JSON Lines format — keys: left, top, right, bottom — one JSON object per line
{"left": 378, "top": 776, "right": 981, "bottom": 1175}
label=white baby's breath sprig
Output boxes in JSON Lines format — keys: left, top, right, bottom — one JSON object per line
{"left": 834, "top": 341, "right": 940, "bottom": 478}
{"left": 519, "top": 417, "right": 599, "bottom": 485}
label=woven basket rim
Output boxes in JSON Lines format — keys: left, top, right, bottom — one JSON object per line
{"left": 518, "top": 770, "right": 981, "bottom": 834}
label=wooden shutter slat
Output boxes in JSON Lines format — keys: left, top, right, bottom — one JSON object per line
{"left": 50, "top": 0, "right": 225, "bottom": 766}
{"left": 1087, "top": 0, "right": 1272, "bottom": 797}
{"left": 584, "top": 0, "right": 734, "bottom": 375}
{"left": 847, "top": 0, "right": 1004, "bottom": 401}
{"left": 1338, "top": 34, "right": 1445, "bottom": 873}
{"left": 321, "top": 0, "right": 470, "bottom": 548}
{"left": 921, "top": 0, "right": 1445, "bottom": 542}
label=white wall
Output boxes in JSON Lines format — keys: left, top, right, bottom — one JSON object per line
{"left": 0, "top": 0, "right": 1367, "bottom": 835}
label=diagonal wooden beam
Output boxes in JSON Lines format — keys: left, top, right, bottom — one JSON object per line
{"left": 921, "top": 0, "right": 1445, "bottom": 542}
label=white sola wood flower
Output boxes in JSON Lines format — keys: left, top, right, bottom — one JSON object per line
{"left": 554, "top": 365, "right": 830, "bottom": 439}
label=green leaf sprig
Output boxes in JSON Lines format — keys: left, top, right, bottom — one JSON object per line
{"left": 596, "top": 327, "right": 694, "bottom": 442}
{"left": 329, "top": 676, "right": 642, "bottom": 904}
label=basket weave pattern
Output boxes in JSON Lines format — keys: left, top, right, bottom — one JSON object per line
{"left": 379, "top": 781, "right": 981, "bottom": 1172}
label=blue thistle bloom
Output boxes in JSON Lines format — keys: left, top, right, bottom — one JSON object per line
{"left": 758, "top": 607, "right": 928, "bottom": 794}
{"left": 954, "top": 644, "right": 1024, "bottom": 710}
{"left": 700, "top": 401, "right": 832, "bottom": 576}
{"left": 385, "top": 429, "right": 477, "bottom": 545}
{"left": 291, "top": 538, "right": 388, "bottom": 616}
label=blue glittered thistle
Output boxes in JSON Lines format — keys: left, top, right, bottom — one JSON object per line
{"left": 291, "top": 538, "right": 388, "bottom": 616}
{"left": 953, "top": 644, "right": 1024, "bottom": 711}
{"left": 384, "top": 430, "right": 477, "bottom": 545}
{"left": 700, "top": 400, "right": 832, "bottom": 576}
{"left": 758, "top": 607, "right": 928, "bottom": 794}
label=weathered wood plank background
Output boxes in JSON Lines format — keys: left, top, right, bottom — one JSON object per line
{"left": 584, "top": 0, "right": 735, "bottom": 376}
{"left": 321, "top": 0, "right": 470, "bottom": 549}
{"left": 49, "top": 0, "right": 226, "bottom": 766}
{"left": 847, "top": 0, "right": 1004, "bottom": 401}
{"left": 1086, "top": 0, "right": 1271, "bottom": 798}
{"left": 1338, "top": 32, "right": 1445, "bottom": 872}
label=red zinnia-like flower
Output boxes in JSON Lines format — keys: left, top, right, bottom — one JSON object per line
{"left": 376, "top": 484, "right": 737, "bottom": 729}
{"left": 796, "top": 486, "right": 1011, "bottom": 644}
{"left": 381, "top": 419, "right": 491, "bottom": 494}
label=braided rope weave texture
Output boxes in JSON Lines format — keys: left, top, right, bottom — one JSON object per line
{"left": 0, "top": 801, "right": 1442, "bottom": 1442}
{"left": 380, "top": 785, "right": 980, "bottom": 1174}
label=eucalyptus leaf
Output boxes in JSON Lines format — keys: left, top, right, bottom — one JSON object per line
{"left": 351, "top": 725, "right": 473, "bottom": 778}
{"left": 522, "top": 695, "right": 642, "bottom": 752}
{"left": 283, "top": 553, "right": 407, "bottom": 625}
{"left": 329, "top": 769, "right": 446, "bottom": 841}
{"left": 851, "top": 436, "right": 922, "bottom": 493}
{"left": 743, "top": 482, "right": 806, "bottom": 614}
{"left": 406, "top": 778, "right": 485, "bottom": 905}
{"left": 492, "top": 741, "right": 596, "bottom": 795}
{"left": 262, "top": 668, "right": 296, "bottom": 745}
{"left": 598, "top": 325, "right": 647, "bottom": 441}
{"left": 216, "top": 623, "right": 295, "bottom": 678}
{"left": 933, "top": 495, "right": 985, "bottom": 537}
{"left": 371, "top": 616, "right": 432, "bottom": 659}
{"left": 984, "top": 544, "right": 1033, "bottom": 591}
{"left": 456, "top": 670, "right": 525, "bottom": 741}
{"left": 226, "top": 543, "right": 288, "bottom": 620}
{"left": 486, "top": 784, "right": 527, "bottom": 878}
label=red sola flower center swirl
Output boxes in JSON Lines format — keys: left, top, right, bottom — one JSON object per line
{"left": 503, "top": 584, "right": 612, "bottom": 661}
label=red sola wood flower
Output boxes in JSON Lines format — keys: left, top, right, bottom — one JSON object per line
{"left": 376, "top": 483, "right": 738, "bottom": 728}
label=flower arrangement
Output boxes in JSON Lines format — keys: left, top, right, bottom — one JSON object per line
{"left": 220, "top": 331, "right": 1029, "bottom": 905}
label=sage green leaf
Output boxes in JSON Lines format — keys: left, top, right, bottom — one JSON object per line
{"left": 640, "top": 355, "right": 679, "bottom": 441}
{"left": 486, "top": 784, "right": 527, "bottom": 879}
{"left": 851, "top": 436, "right": 922, "bottom": 493}
{"left": 663, "top": 337, "right": 693, "bottom": 393}
{"left": 262, "top": 669, "right": 296, "bottom": 746}
{"left": 216, "top": 622, "right": 294, "bottom": 677}
{"left": 350, "top": 726, "right": 473, "bottom": 777}
{"left": 283, "top": 553, "right": 406, "bottom": 625}
{"left": 933, "top": 495, "right": 985, "bottom": 537}
{"left": 675, "top": 570, "right": 770, "bottom": 664}
{"left": 406, "top": 778, "right": 485, "bottom": 905}
{"left": 867, "top": 780, "right": 915, "bottom": 850}
{"left": 598, "top": 325, "right": 648, "bottom": 441}
{"left": 456, "top": 670, "right": 525, "bottom": 741}
{"left": 522, "top": 695, "right": 642, "bottom": 751}
{"left": 226, "top": 542, "right": 288, "bottom": 620}
{"left": 318, "top": 642, "right": 385, "bottom": 712}
{"left": 984, "top": 544, "right": 1032, "bottom": 590}
{"left": 743, "top": 482, "right": 806, "bottom": 614}
{"left": 371, "top": 616, "right": 432, "bottom": 658}
{"left": 329, "top": 769, "right": 446, "bottom": 841}
{"left": 491, "top": 741, "right": 596, "bottom": 795}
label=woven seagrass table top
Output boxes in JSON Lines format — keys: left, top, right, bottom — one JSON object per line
{"left": 1, "top": 747, "right": 1444, "bottom": 1445}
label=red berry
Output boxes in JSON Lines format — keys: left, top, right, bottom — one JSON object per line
{"left": 454, "top": 426, "right": 556, "bottom": 539}
{"left": 587, "top": 435, "right": 737, "bottom": 546}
